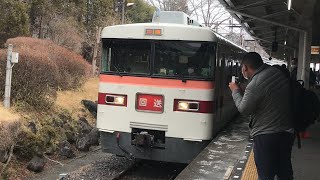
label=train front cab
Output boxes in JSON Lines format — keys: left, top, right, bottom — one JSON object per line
{"left": 97, "top": 25, "right": 246, "bottom": 164}
{"left": 97, "top": 39, "right": 216, "bottom": 163}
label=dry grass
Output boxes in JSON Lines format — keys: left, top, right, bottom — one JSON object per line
{"left": 55, "top": 77, "right": 99, "bottom": 120}
{"left": 0, "top": 105, "right": 21, "bottom": 166}
{"left": 0, "top": 105, "right": 19, "bottom": 123}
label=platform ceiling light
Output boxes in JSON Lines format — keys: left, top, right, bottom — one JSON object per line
{"left": 287, "top": 0, "right": 292, "bottom": 10}
{"left": 284, "top": 41, "right": 287, "bottom": 45}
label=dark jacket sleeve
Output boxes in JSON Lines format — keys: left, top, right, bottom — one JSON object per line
{"left": 232, "top": 82, "right": 261, "bottom": 115}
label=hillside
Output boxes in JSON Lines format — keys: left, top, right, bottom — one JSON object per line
{"left": 55, "top": 77, "right": 99, "bottom": 129}
{"left": 56, "top": 78, "right": 99, "bottom": 120}
{"left": 0, "top": 38, "right": 99, "bottom": 179}
{"left": 0, "top": 77, "right": 99, "bottom": 179}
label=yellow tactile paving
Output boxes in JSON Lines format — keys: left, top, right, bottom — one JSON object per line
{"left": 241, "top": 150, "right": 258, "bottom": 180}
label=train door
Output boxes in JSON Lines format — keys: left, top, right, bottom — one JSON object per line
{"left": 219, "top": 53, "right": 238, "bottom": 126}
{"left": 213, "top": 48, "right": 225, "bottom": 132}
{"left": 214, "top": 46, "right": 242, "bottom": 132}
{"left": 221, "top": 55, "right": 239, "bottom": 122}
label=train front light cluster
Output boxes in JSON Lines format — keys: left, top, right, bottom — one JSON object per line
{"left": 174, "top": 99, "right": 214, "bottom": 113}
{"left": 98, "top": 93, "right": 127, "bottom": 106}
{"left": 106, "top": 95, "right": 125, "bottom": 105}
{"left": 177, "top": 101, "right": 199, "bottom": 111}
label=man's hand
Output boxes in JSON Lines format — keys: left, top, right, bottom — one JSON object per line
{"left": 229, "top": 82, "right": 240, "bottom": 92}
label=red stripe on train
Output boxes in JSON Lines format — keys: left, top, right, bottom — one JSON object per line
{"left": 99, "top": 74, "right": 214, "bottom": 90}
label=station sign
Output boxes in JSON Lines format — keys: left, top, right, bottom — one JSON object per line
{"left": 311, "top": 46, "right": 320, "bottom": 55}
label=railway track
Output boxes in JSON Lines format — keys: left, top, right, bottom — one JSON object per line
{"left": 112, "top": 160, "right": 187, "bottom": 180}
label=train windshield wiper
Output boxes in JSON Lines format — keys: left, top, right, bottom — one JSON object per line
{"left": 180, "top": 73, "right": 187, "bottom": 83}
{"left": 112, "top": 64, "right": 122, "bottom": 77}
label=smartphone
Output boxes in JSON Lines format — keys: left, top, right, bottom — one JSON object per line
{"left": 231, "top": 76, "right": 236, "bottom": 83}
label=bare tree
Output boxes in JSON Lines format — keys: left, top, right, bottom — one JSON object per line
{"left": 188, "top": 0, "right": 230, "bottom": 29}
{"left": 147, "top": 0, "right": 189, "bottom": 13}
{"left": 48, "top": 16, "right": 84, "bottom": 53}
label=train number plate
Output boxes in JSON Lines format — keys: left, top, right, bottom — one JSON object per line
{"left": 136, "top": 93, "right": 164, "bottom": 113}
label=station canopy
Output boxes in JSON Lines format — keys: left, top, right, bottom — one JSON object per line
{"left": 218, "top": 0, "right": 319, "bottom": 61}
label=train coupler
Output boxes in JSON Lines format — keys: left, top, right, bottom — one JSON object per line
{"left": 132, "top": 131, "right": 155, "bottom": 147}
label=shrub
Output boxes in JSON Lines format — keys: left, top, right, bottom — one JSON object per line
{"left": 0, "top": 121, "right": 20, "bottom": 152}
{"left": 14, "top": 111, "right": 80, "bottom": 160}
{"left": 14, "top": 126, "right": 46, "bottom": 160}
{"left": 0, "top": 37, "right": 91, "bottom": 110}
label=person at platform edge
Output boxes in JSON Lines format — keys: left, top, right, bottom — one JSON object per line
{"left": 229, "top": 52, "right": 294, "bottom": 180}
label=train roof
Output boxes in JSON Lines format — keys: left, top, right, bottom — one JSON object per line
{"left": 213, "top": 32, "right": 248, "bottom": 53}
{"left": 101, "top": 23, "right": 287, "bottom": 64}
{"left": 101, "top": 23, "right": 245, "bottom": 52}
{"left": 101, "top": 23, "right": 217, "bottom": 42}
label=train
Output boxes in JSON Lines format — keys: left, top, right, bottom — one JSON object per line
{"left": 96, "top": 11, "right": 277, "bottom": 163}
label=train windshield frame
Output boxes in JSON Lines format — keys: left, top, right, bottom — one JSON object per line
{"left": 101, "top": 39, "right": 216, "bottom": 80}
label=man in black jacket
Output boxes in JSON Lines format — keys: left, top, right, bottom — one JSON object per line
{"left": 229, "top": 52, "right": 294, "bottom": 180}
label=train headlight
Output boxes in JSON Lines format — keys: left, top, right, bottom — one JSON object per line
{"left": 177, "top": 101, "right": 199, "bottom": 111}
{"left": 114, "top": 96, "right": 125, "bottom": 105}
{"left": 178, "top": 101, "right": 190, "bottom": 111}
{"left": 98, "top": 93, "right": 127, "bottom": 106}
{"left": 174, "top": 99, "right": 214, "bottom": 113}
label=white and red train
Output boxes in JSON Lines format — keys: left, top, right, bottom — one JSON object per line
{"left": 97, "top": 11, "right": 249, "bottom": 163}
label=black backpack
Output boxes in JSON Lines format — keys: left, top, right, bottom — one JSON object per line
{"left": 290, "top": 79, "right": 320, "bottom": 148}
{"left": 273, "top": 65, "right": 320, "bottom": 148}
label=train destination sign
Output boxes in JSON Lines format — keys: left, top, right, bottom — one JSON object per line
{"left": 311, "top": 46, "right": 320, "bottom": 55}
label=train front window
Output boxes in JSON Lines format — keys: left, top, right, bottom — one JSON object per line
{"left": 101, "top": 39, "right": 151, "bottom": 75}
{"left": 153, "top": 41, "right": 215, "bottom": 79}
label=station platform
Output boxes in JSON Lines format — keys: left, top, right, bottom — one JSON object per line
{"left": 175, "top": 115, "right": 251, "bottom": 180}
{"left": 175, "top": 117, "right": 320, "bottom": 180}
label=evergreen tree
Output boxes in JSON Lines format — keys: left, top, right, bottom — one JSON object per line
{"left": 126, "top": 0, "right": 155, "bottom": 23}
{"left": 0, "top": 0, "right": 157, "bottom": 59}
{"left": 0, "top": 0, "right": 29, "bottom": 46}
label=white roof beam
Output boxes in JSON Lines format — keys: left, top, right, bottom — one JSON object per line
{"left": 255, "top": 30, "right": 286, "bottom": 36}
{"left": 252, "top": 36, "right": 295, "bottom": 49}
{"left": 245, "top": 11, "right": 290, "bottom": 22}
{"left": 226, "top": 8, "right": 305, "bottom": 32}
{"left": 234, "top": 0, "right": 280, "bottom": 11}
{"left": 250, "top": 25, "right": 274, "bottom": 30}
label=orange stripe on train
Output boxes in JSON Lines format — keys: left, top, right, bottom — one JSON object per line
{"left": 99, "top": 74, "right": 214, "bottom": 89}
